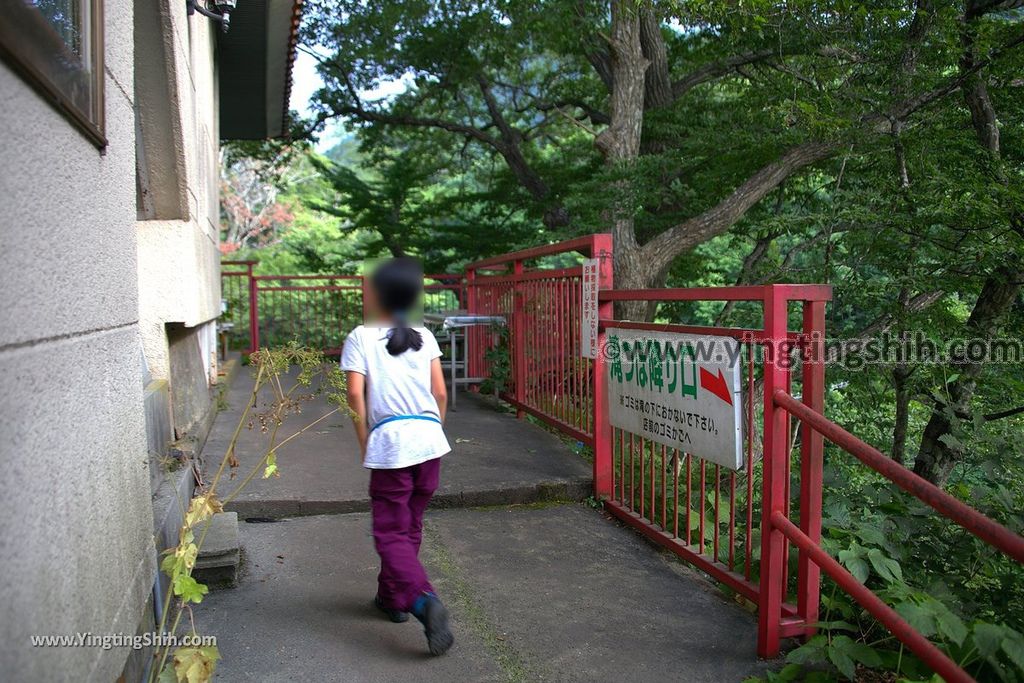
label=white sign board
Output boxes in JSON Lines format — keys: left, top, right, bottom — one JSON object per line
{"left": 580, "top": 259, "right": 599, "bottom": 359}
{"left": 605, "top": 328, "right": 744, "bottom": 470}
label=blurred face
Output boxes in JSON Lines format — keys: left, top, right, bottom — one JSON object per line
{"left": 363, "top": 283, "right": 385, "bottom": 325}
{"left": 365, "top": 258, "right": 424, "bottom": 326}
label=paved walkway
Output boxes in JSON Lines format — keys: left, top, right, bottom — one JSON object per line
{"left": 197, "top": 366, "right": 770, "bottom": 682}
{"left": 204, "top": 367, "right": 592, "bottom": 518}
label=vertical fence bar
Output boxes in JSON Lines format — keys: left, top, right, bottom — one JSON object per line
{"left": 714, "top": 464, "right": 721, "bottom": 563}
{"left": 745, "top": 342, "right": 755, "bottom": 581}
{"left": 797, "top": 299, "right": 826, "bottom": 639}
{"left": 757, "top": 285, "right": 790, "bottom": 658}
{"left": 699, "top": 460, "right": 706, "bottom": 554}
{"left": 513, "top": 260, "right": 526, "bottom": 418}
{"left": 661, "top": 444, "right": 667, "bottom": 530}
{"left": 592, "top": 233, "right": 614, "bottom": 498}
{"left": 248, "top": 265, "right": 259, "bottom": 354}
{"left": 465, "top": 268, "right": 478, "bottom": 378}
{"left": 673, "top": 450, "right": 679, "bottom": 538}
{"left": 685, "top": 454, "right": 692, "bottom": 546}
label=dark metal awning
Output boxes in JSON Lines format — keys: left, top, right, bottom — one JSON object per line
{"left": 218, "top": 0, "right": 301, "bottom": 140}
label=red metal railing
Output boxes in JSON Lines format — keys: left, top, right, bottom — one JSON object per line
{"left": 221, "top": 260, "right": 258, "bottom": 352}
{"left": 219, "top": 265, "right": 465, "bottom": 354}
{"left": 464, "top": 234, "right": 613, "bottom": 444}
{"left": 252, "top": 274, "right": 364, "bottom": 354}
{"left": 772, "top": 390, "right": 1024, "bottom": 681}
{"left": 463, "top": 235, "right": 1024, "bottom": 681}
{"left": 596, "top": 285, "right": 831, "bottom": 660}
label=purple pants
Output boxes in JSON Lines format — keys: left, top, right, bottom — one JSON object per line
{"left": 369, "top": 457, "right": 441, "bottom": 612}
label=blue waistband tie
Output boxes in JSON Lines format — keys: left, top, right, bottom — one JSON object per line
{"left": 369, "top": 414, "right": 442, "bottom": 434}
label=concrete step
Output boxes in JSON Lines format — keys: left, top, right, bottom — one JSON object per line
{"left": 195, "top": 512, "right": 240, "bottom": 589}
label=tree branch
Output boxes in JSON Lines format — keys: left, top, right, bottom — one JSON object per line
{"left": 641, "top": 141, "right": 837, "bottom": 271}
{"left": 670, "top": 49, "right": 777, "bottom": 100}
{"left": 330, "top": 103, "right": 497, "bottom": 147}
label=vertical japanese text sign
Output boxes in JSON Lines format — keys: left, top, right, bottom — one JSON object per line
{"left": 581, "top": 258, "right": 599, "bottom": 358}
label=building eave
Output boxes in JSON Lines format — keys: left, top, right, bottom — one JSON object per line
{"left": 218, "top": 0, "right": 303, "bottom": 140}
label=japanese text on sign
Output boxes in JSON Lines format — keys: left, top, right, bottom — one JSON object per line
{"left": 605, "top": 328, "right": 744, "bottom": 470}
{"left": 580, "top": 259, "right": 599, "bottom": 359}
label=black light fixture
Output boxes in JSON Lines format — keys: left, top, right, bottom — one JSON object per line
{"left": 186, "top": 0, "right": 238, "bottom": 33}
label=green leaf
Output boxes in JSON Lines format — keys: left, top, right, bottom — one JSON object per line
{"left": 866, "top": 548, "right": 903, "bottom": 584}
{"left": 827, "top": 636, "right": 858, "bottom": 680}
{"left": 896, "top": 602, "right": 937, "bottom": 638}
{"left": 787, "top": 635, "right": 828, "bottom": 666}
{"left": 814, "top": 620, "right": 859, "bottom": 633}
{"left": 772, "top": 663, "right": 803, "bottom": 681}
{"left": 934, "top": 605, "right": 968, "bottom": 647}
{"left": 973, "top": 622, "right": 1004, "bottom": 657}
{"left": 173, "top": 574, "right": 209, "bottom": 604}
{"left": 263, "top": 451, "right": 279, "bottom": 479}
{"left": 847, "top": 641, "right": 883, "bottom": 667}
{"left": 838, "top": 547, "right": 869, "bottom": 584}
{"left": 853, "top": 526, "right": 888, "bottom": 548}
{"left": 1002, "top": 629, "right": 1024, "bottom": 672}
{"left": 157, "top": 664, "right": 177, "bottom": 683}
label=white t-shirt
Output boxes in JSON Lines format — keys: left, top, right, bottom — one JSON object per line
{"left": 340, "top": 324, "right": 451, "bottom": 469}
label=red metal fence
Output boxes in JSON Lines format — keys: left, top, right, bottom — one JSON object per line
{"left": 225, "top": 237, "right": 1024, "bottom": 680}
{"left": 461, "top": 236, "right": 1024, "bottom": 682}
{"left": 220, "top": 262, "right": 465, "bottom": 354}
{"left": 464, "top": 234, "right": 613, "bottom": 444}
{"left": 593, "top": 285, "right": 831, "bottom": 661}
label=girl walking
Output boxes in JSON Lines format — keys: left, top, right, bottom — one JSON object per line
{"left": 341, "top": 257, "right": 454, "bottom": 656}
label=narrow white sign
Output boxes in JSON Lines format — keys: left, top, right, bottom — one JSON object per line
{"left": 580, "top": 259, "right": 599, "bottom": 359}
{"left": 605, "top": 328, "right": 744, "bottom": 470}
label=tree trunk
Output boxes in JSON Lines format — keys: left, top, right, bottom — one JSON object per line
{"left": 892, "top": 364, "right": 913, "bottom": 463}
{"left": 913, "top": 266, "right": 1023, "bottom": 484}
{"left": 595, "top": 0, "right": 650, "bottom": 320}
{"left": 639, "top": 7, "right": 672, "bottom": 110}
{"left": 911, "top": 3, "right": 1021, "bottom": 485}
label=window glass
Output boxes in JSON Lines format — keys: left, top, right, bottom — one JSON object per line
{"left": 0, "top": 0, "right": 105, "bottom": 146}
{"left": 33, "top": 0, "right": 84, "bottom": 54}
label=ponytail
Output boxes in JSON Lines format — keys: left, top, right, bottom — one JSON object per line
{"left": 386, "top": 325, "right": 423, "bottom": 356}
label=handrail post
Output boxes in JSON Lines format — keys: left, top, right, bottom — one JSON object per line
{"left": 591, "top": 233, "right": 615, "bottom": 498}
{"left": 512, "top": 259, "right": 526, "bottom": 418}
{"left": 757, "top": 285, "right": 790, "bottom": 658}
{"left": 466, "top": 267, "right": 477, "bottom": 378}
{"left": 247, "top": 262, "right": 259, "bottom": 355}
{"left": 797, "top": 300, "right": 826, "bottom": 638}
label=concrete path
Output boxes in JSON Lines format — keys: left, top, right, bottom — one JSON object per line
{"left": 204, "top": 366, "right": 592, "bottom": 519}
{"left": 197, "top": 505, "right": 768, "bottom": 682}
{"left": 196, "top": 364, "right": 770, "bottom": 682}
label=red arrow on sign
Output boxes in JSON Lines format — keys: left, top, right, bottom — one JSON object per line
{"left": 699, "top": 367, "right": 733, "bottom": 406}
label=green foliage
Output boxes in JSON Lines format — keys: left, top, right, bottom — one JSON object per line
{"left": 480, "top": 324, "right": 512, "bottom": 396}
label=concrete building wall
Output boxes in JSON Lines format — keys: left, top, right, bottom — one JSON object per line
{"left": 136, "top": 3, "right": 222, "bottom": 395}
{"left": 0, "top": 0, "right": 156, "bottom": 680}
